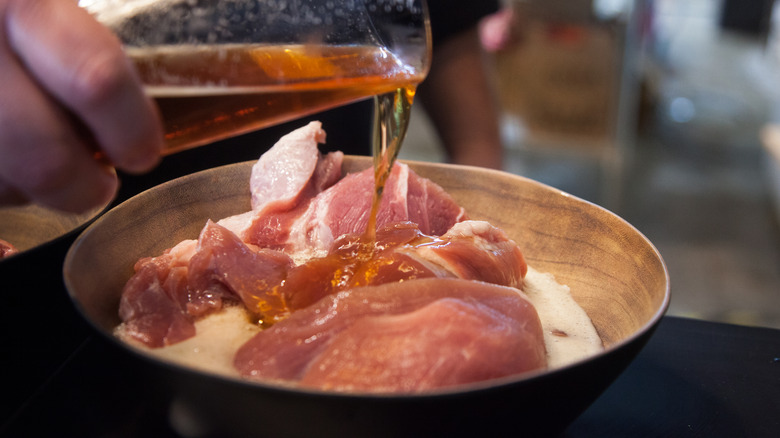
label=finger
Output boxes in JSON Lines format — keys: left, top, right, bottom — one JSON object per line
{"left": 5, "top": 0, "right": 163, "bottom": 173}
{"left": 0, "top": 50, "right": 118, "bottom": 212}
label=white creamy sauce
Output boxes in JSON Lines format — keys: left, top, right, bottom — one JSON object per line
{"left": 523, "top": 266, "right": 603, "bottom": 369}
{"left": 120, "top": 266, "right": 603, "bottom": 378}
{"left": 119, "top": 305, "right": 259, "bottom": 378}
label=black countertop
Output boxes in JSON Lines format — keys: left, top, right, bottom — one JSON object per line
{"left": 565, "top": 316, "right": 780, "bottom": 437}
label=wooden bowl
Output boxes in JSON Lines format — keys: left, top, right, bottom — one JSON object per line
{"left": 0, "top": 203, "right": 107, "bottom": 262}
{"left": 1, "top": 200, "right": 111, "bottom": 414}
{"left": 64, "top": 157, "right": 669, "bottom": 437}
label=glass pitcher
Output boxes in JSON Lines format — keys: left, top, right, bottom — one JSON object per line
{"left": 79, "top": 0, "right": 431, "bottom": 153}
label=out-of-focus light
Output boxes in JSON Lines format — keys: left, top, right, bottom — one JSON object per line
{"left": 593, "top": 0, "right": 632, "bottom": 20}
{"left": 669, "top": 97, "right": 696, "bottom": 123}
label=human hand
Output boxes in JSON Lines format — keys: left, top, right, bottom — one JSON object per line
{"left": 0, "top": 0, "right": 163, "bottom": 212}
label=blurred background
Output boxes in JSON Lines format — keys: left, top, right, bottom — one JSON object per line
{"left": 400, "top": 0, "right": 780, "bottom": 329}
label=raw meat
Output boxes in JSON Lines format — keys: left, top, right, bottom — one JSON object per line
{"left": 0, "top": 238, "right": 18, "bottom": 258}
{"left": 281, "top": 162, "right": 467, "bottom": 254}
{"left": 266, "top": 220, "right": 527, "bottom": 323}
{"left": 234, "top": 278, "right": 546, "bottom": 392}
{"left": 249, "top": 121, "right": 342, "bottom": 213}
{"left": 118, "top": 251, "right": 196, "bottom": 348}
{"left": 117, "top": 122, "right": 546, "bottom": 392}
{"left": 119, "top": 221, "right": 293, "bottom": 347}
{"left": 187, "top": 221, "right": 293, "bottom": 317}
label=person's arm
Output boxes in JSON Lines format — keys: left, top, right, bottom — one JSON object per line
{"left": 417, "top": 27, "right": 504, "bottom": 169}
{"left": 0, "top": 0, "right": 163, "bottom": 212}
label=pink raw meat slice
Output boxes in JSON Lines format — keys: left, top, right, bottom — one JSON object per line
{"left": 234, "top": 278, "right": 546, "bottom": 392}
{"left": 299, "top": 298, "right": 544, "bottom": 392}
{"left": 241, "top": 122, "right": 464, "bottom": 253}
{"left": 406, "top": 167, "right": 469, "bottom": 236}
{"left": 282, "top": 163, "right": 467, "bottom": 253}
{"left": 187, "top": 221, "right": 293, "bottom": 317}
{"left": 271, "top": 220, "right": 526, "bottom": 319}
{"left": 217, "top": 140, "right": 342, "bottom": 239}
{"left": 0, "top": 238, "right": 18, "bottom": 258}
{"left": 118, "top": 253, "right": 195, "bottom": 348}
{"left": 118, "top": 221, "right": 294, "bottom": 347}
{"left": 416, "top": 221, "right": 527, "bottom": 289}
{"left": 249, "top": 121, "right": 337, "bottom": 212}
{"left": 240, "top": 121, "right": 343, "bottom": 247}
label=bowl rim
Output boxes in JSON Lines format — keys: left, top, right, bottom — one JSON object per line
{"left": 1, "top": 200, "right": 112, "bottom": 264}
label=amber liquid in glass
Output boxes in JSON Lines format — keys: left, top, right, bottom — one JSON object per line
{"left": 128, "top": 44, "right": 425, "bottom": 154}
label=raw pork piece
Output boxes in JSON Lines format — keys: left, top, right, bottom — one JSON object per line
{"left": 187, "top": 221, "right": 294, "bottom": 317}
{"left": 234, "top": 278, "right": 547, "bottom": 392}
{"left": 224, "top": 121, "right": 464, "bottom": 255}
{"left": 415, "top": 220, "right": 527, "bottom": 288}
{"left": 249, "top": 121, "right": 342, "bottom": 213}
{"left": 251, "top": 162, "right": 467, "bottom": 255}
{"left": 271, "top": 220, "right": 527, "bottom": 321}
{"left": 229, "top": 121, "right": 343, "bottom": 246}
{"left": 0, "top": 238, "right": 18, "bottom": 258}
{"left": 118, "top": 221, "right": 293, "bottom": 347}
{"left": 118, "top": 244, "right": 197, "bottom": 348}
{"left": 300, "top": 298, "right": 536, "bottom": 392}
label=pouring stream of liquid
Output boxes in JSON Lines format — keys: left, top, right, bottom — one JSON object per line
{"left": 365, "top": 87, "right": 416, "bottom": 242}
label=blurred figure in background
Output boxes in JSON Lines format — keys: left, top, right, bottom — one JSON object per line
{"left": 479, "top": 4, "right": 523, "bottom": 53}
{"left": 416, "top": 0, "right": 505, "bottom": 170}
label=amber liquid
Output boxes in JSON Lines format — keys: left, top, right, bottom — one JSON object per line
{"left": 128, "top": 44, "right": 425, "bottom": 154}
{"left": 365, "top": 87, "right": 416, "bottom": 240}
{"left": 253, "top": 86, "right": 418, "bottom": 324}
